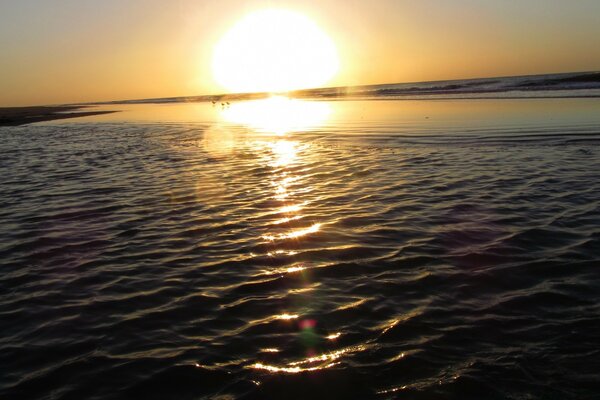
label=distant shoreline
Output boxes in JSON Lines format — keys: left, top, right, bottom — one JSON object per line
{"left": 0, "top": 106, "right": 117, "bottom": 126}
{"left": 2, "top": 71, "right": 599, "bottom": 125}
{"left": 93, "top": 70, "right": 600, "bottom": 105}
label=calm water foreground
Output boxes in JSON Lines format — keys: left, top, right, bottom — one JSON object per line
{"left": 1, "top": 98, "right": 599, "bottom": 399}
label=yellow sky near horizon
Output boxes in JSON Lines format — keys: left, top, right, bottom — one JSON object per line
{"left": 1, "top": 0, "right": 599, "bottom": 106}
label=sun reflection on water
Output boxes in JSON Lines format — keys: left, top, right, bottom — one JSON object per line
{"left": 276, "top": 313, "right": 299, "bottom": 320}
{"left": 220, "top": 96, "right": 331, "bottom": 135}
{"left": 270, "top": 140, "right": 299, "bottom": 167}
{"left": 251, "top": 362, "right": 338, "bottom": 374}
{"left": 261, "top": 265, "right": 306, "bottom": 276}
{"left": 285, "top": 223, "right": 321, "bottom": 239}
{"left": 271, "top": 215, "right": 303, "bottom": 225}
{"left": 212, "top": 95, "right": 349, "bottom": 376}
{"left": 250, "top": 345, "right": 368, "bottom": 374}
{"left": 260, "top": 348, "right": 281, "bottom": 353}
{"left": 278, "top": 203, "right": 305, "bottom": 214}
{"left": 261, "top": 223, "right": 321, "bottom": 242}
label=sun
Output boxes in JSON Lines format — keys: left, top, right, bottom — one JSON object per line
{"left": 212, "top": 9, "right": 339, "bottom": 93}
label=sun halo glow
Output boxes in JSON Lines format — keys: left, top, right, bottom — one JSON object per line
{"left": 212, "top": 9, "right": 339, "bottom": 93}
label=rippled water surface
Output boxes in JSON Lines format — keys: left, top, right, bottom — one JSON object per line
{"left": 1, "top": 98, "right": 600, "bottom": 399}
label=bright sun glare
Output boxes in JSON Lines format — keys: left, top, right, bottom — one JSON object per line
{"left": 221, "top": 96, "right": 331, "bottom": 135}
{"left": 212, "top": 9, "right": 339, "bottom": 93}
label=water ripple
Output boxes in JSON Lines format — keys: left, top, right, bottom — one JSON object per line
{"left": 1, "top": 115, "right": 599, "bottom": 399}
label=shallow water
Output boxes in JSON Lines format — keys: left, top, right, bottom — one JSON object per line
{"left": 1, "top": 98, "right": 600, "bottom": 399}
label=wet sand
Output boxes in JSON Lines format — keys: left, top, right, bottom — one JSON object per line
{"left": 0, "top": 106, "right": 117, "bottom": 126}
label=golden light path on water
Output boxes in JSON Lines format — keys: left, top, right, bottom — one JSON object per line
{"left": 220, "top": 96, "right": 331, "bottom": 135}
{"left": 207, "top": 96, "right": 368, "bottom": 376}
{"left": 250, "top": 345, "right": 370, "bottom": 374}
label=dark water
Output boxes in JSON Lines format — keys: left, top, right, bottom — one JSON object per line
{"left": 1, "top": 98, "right": 600, "bottom": 399}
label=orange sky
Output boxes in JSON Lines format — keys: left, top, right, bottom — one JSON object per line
{"left": 1, "top": 0, "right": 599, "bottom": 106}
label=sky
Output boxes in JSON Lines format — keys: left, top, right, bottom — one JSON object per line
{"left": 1, "top": 0, "right": 599, "bottom": 106}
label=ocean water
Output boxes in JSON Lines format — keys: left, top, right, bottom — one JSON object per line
{"left": 304, "top": 71, "right": 600, "bottom": 100}
{"left": 1, "top": 97, "right": 600, "bottom": 399}
{"left": 121, "top": 71, "right": 600, "bottom": 103}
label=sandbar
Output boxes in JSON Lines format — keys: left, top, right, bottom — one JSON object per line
{"left": 0, "top": 106, "right": 117, "bottom": 126}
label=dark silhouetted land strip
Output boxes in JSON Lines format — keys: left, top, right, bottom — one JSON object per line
{"left": 0, "top": 106, "right": 117, "bottom": 126}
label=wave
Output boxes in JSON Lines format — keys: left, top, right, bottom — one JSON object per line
{"left": 101, "top": 71, "right": 600, "bottom": 105}
{"left": 293, "top": 71, "right": 600, "bottom": 100}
